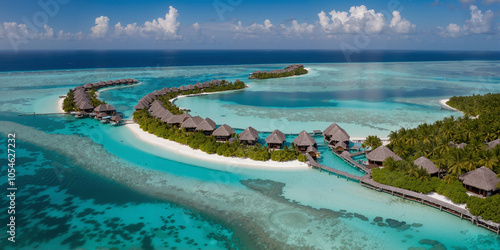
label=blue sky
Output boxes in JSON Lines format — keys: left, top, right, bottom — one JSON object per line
{"left": 0, "top": 0, "right": 499, "bottom": 50}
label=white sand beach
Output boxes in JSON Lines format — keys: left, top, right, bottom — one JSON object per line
{"left": 57, "top": 97, "right": 65, "bottom": 113}
{"left": 125, "top": 123, "right": 309, "bottom": 170}
{"left": 425, "top": 192, "right": 466, "bottom": 210}
{"left": 439, "top": 99, "right": 460, "bottom": 112}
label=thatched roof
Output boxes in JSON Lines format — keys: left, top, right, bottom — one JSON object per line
{"left": 74, "top": 85, "right": 84, "bottom": 90}
{"left": 487, "top": 139, "right": 500, "bottom": 150}
{"left": 155, "top": 109, "right": 172, "bottom": 119}
{"left": 170, "top": 87, "right": 178, "bottom": 92}
{"left": 179, "top": 85, "right": 188, "bottom": 91}
{"left": 306, "top": 145, "right": 318, "bottom": 153}
{"left": 133, "top": 102, "right": 148, "bottom": 110}
{"left": 105, "top": 80, "right": 112, "bottom": 85}
{"left": 239, "top": 127, "right": 259, "bottom": 141}
{"left": 126, "top": 78, "right": 132, "bottom": 83}
{"left": 120, "top": 79, "right": 126, "bottom": 83}
{"left": 113, "top": 79, "right": 120, "bottom": 84}
{"left": 143, "top": 95, "right": 154, "bottom": 102}
{"left": 196, "top": 118, "right": 216, "bottom": 131}
{"left": 150, "top": 100, "right": 163, "bottom": 108}
{"left": 152, "top": 90, "right": 161, "bottom": 97}
{"left": 181, "top": 116, "right": 204, "bottom": 128}
{"left": 168, "top": 113, "right": 192, "bottom": 124}
{"left": 340, "top": 151, "right": 351, "bottom": 158}
{"left": 194, "top": 82, "right": 203, "bottom": 88}
{"left": 460, "top": 166, "right": 500, "bottom": 191}
{"left": 202, "top": 82, "right": 210, "bottom": 88}
{"left": 95, "top": 104, "right": 115, "bottom": 112}
{"left": 111, "top": 116, "right": 122, "bottom": 122}
{"left": 323, "top": 123, "right": 345, "bottom": 136}
{"left": 330, "top": 129, "right": 350, "bottom": 142}
{"left": 414, "top": 157, "right": 439, "bottom": 174}
{"left": 151, "top": 106, "right": 166, "bottom": 117}
{"left": 265, "top": 129, "right": 286, "bottom": 144}
{"left": 83, "top": 83, "right": 92, "bottom": 89}
{"left": 77, "top": 101, "right": 93, "bottom": 110}
{"left": 334, "top": 141, "right": 348, "bottom": 149}
{"left": 160, "top": 111, "right": 174, "bottom": 123}
{"left": 366, "top": 146, "right": 402, "bottom": 162}
{"left": 293, "top": 130, "right": 316, "bottom": 147}
{"left": 187, "top": 84, "right": 195, "bottom": 90}
{"left": 213, "top": 124, "right": 234, "bottom": 137}
{"left": 74, "top": 96, "right": 90, "bottom": 103}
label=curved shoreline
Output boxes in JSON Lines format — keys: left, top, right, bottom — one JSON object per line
{"left": 125, "top": 123, "right": 309, "bottom": 170}
{"left": 439, "top": 99, "right": 460, "bottom": 112}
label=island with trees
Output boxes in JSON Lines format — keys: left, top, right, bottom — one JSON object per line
{"left": 370, "top": 93, "right": 500, "bottom": 223}
{"left": 249, "top": 64, "right": 308, "bottom": 79}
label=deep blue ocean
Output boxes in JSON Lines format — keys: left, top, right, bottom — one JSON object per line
{"left": 0, "top": 50, "right": 499, "bottom": 72}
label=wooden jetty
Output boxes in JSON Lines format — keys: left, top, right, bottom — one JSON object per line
{"left": 307, "top": 151, "right": 500, "bottom": 235}
{"left": 19, "top": 112, "right": 68, "bottom": 116}
{"left": 327, "top": 145, "right": 371, "bottom": 174}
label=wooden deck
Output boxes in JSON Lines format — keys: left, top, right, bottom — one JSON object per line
{"left": 327, "top": 145, "right": 372, "bottom": 174}
{"left": 307, "top": 151, "right": 500, "bottom": 235}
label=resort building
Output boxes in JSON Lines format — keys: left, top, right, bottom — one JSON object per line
{"left": 194, "top": 82, "right": 203, "bottom": 89}
{"left": 265, "top": 129, "right": 286, "bottom": 149}
{"left": 133, "top": 101, "right": 148, "bottom": 110}
{"left": 459, "top": 166, "right": 500, "bottom": 197}
{"left": 179, "top": 85, "right": 188, "bottom": 92}
{"left": 365, "top": 146, "right": 402, "bottom": 167}
{"left": 196, "top": 118, "right": 217, "bottom": 136}
{"left": 414, "top": 156, "right": 441, "bottom": 177}
{"left": 487, "top": 139, "right": 500, "bottom": 150}
{"left": 168, "top": 113, "right": 192, "bottom": 127}
{"left": 94, "top": 104, "right": 116, "bottom": 116}
{"left": 293, "top": 130, "right": 317, "bottom": 152}
{"left": 213, "top": 124, "right": 235, "bottom": 142}
{"left": 181, "top": 116, "right": 204, "bottom": 132}
{"left": 323, "top": 123, "right": 350, "bottom": 152}
{"left": 307, "top": 145, "right": 319, "bottom": 160}
{"left": 239, "top": 126, "right": 259, "bottom": 145}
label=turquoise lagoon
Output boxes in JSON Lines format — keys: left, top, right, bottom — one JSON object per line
{"left": 0, "top": 61, "right": 499, "bottom": 249}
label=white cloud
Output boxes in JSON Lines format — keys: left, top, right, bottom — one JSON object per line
{"left": 90, "top": 16, "right": 109, "bottom": 39}
{"left": 114, "top": 22, "right": 140, "bottom": 37}
{"left": 0, "top": 22, "right": 81, "bottom": 41}
{"left": 280, "top": 20, "right": 314, "bottom": 36}
{"left": 458, "top": 0, "right": 476, "bottom": 4}
{"left": 318, "top": 5, "right": 390, "bottom": 34}
{"left": 389, "top": 11, "right": 416, "bottom": 34}
{"left": 193, "top": 22, "right": 200, "bottom": 32}
{"left": 437, "top": 5, "right": 495, "bottom": 37}
{"left": 142, "top": 6, "right": 180, "bottom": 40}
{"left": 233, "top": 19, "right": 312, "bottom": 39}
{"left": 57, "top": 30, "right": 84, "bottom": 40}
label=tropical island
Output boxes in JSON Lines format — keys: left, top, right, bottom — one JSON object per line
{"left": 132, "top": 79, "right": 309, "bottom": 163}
{"left": 249, "top": 64, "right": 308, "bottom": 79}
{"left": 369, "top": 93, "right": 500, "bottom": 223}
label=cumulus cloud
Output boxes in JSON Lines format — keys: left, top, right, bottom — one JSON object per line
{"left": 193, "top": 22, "right": 200, "bottom": 32}
{"left": 142, "top": 6, "right": 180, "bottom": 39}
{"left": 90, "top": 16, "right": 109, "bottom": 39}
{"left": 114, "top": 22, "right": 140, "bottom": 37}
{"left": 389, "top": 11, "right": 416, "bottom": 34}
{"left": 437, "top": 5, "right": 495, "bottom": 37}
{"left": 233, "top": 19, "right": 312, "bottom": 39}
{"left": 318, "top": 5, "right": 391, "bottom": 34}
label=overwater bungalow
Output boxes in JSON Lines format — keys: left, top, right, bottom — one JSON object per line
{"left": 194, "top": 82, "right": 203, "bottom": 89}
{"left": 143, "top": 95, "right": 154, "bottom": 103}
{"left": 213, "top": 124, "right": 235, "bottom": 141}
{"left": 168, "top": 113, "right": 192, "bottom": 127}
{"left": 487, "top": 139, "right": 500, "bottom": 150}
{"left": 155, "top": 109, "right": 172, "bottom": 119}
{"left": 110, "top": 115, "right": 122, "bottom": 125}
{"left": 307, "top": 145, "right": 319, "bottom": 160}
{"left": 187, "top": 84, "right": 195, "bottom": 91}
{"left": 239, "top": 126, "right": 259, "bottom": 145}
{"left": 459, "top": 166, "right": 500, "bottom": 197}
{"left": 265, "top": 129, "right": 286, "bottom": 149}
{"left": 293, "top": 130, "right": 316, "bottom": 152}
{"left": 414, "top": 156, "right": 441, "bottom": 177}
{"left": 196, "top": 118, "right": 217, "bottom": 136}
{"left": 365, "top": 146, "right": 402, "bottom": 167}
{"left": 75, "top": 85, "right": 84, "bottom": 91}
{"left": 92, "top": 83, "right": 100, "bottom": 88}
{"left": 152, "top": 90, "right": 161, "bottom": 97}
{"left": 333, "top": 141, "right": 348, "bottom": 153}
{"left": 77, "top": 101, "right": 94, "bottom": 113}
{"left": 126, "top": 78, "right": 133, "bottom": 84}
{"left": 170, "top": 87, "right": 178, "bottom": 92}
{"left": 202, "top": 82, "right": 210, "bottom": 88}
{"left": 105, "top": 80, "right": 113, "bottom": 86}
{"left": 181, "top": 116, "right": 204, "bottom": 132}
{"left": 94, "top": 104, "right": 116, "bottom": 116}
{"left": 112, "top": 79, "right": 120, "bottom": 85}
{"left": 120, "top": 79, "right": 127, "bottom": 84}
{"left": 323, "top": 123, "right": 350, "bottom": 148}
{"left": 159, "top": 87, "right": 171, "bottom": 95}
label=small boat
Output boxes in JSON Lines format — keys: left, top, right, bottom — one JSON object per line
{"left": 100, "top": 119, "right": 109, "bottom": 124}
{"left": 75, "top": 114, "right": 84, "bottom": 118}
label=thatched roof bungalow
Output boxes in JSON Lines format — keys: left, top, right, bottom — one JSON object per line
{"left": 134, "top": 102, "right": 148, "bottom": 110}
{"left": 414, "top": 156, "right": 440, "bottom": 176}
{"left": 181, "top": 116, "right": 204, "bottom": 132}
{"left": 77, "top": 101, "right": 94, "bottom": 112}
{"left": 178, "top": 85, "right": 188, "bottom": 92}
{"left": 459, "top": 166, "right": 500, "bottom": 197}
{"left": 152, "top": 90, "right": 161, "bottom": 97}
{"left": 306, "top": 145, "right": 319, "bottom": 159}
{"left": 239, "top": 126, "right": 259, "bottom": 145}
{"left": 265, "top": 129, "right": 286, "bottom": 149}
{"left": 160, "top": 111, "right": 174, "bottom": 123}
{"left": 168, "top": 113, "right": 192, "bottom": 127}
{"left": 196, "top": 118, "right": 217, "bottom": 136}
{"left": 293, "top": 130, "right": 316, "bottom": 152}
{"left": 366, "top": 146, "right": 402, "bottom": 167}
{"left": 202, "top": 82, "right": 210, "bottom": 88}
{"left": 94, "top": 104, "right": 115, "bottom": 115}
{"left": 170, "top": 87, "right": 178, "bottom": 92}
{"left": 323, "top": 123, "right": 350, "bottom": 147}
{"left": 333, "top": 141, "right": 348, "bottom": 153}
{"left": 83, "top": 83, "right": 93, "bottom": 90}
{"left": 213, "top": 124, "right": 234, "bottom": 141}
{"left": 194, "top": 82, "right": 203, "bottom": 89}
{"left": 187, "top": 84, "right": 195, "bottom": 90}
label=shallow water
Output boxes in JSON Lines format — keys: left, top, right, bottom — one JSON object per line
{"left": 0, "top": 61, "right": 499, "bottom": 249}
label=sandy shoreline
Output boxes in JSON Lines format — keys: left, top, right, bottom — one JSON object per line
{"left": 57, "top": 97, "right": 65, "bottom": 113}
{"left": 425, "top": 192, "right": 466, "bottom": 209}
{"left": 439, "top": 99, "right": 460, "bottom": 112}
{"left": 125, "top": 123, "right": 309, "bottom": 170}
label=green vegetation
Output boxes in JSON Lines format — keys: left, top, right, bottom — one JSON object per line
{"left": 133, "top": 81, "right": 304, "bottom": 163}
{"left": 62, "top": 89, "right": 75, "bottom": 112}
{"left": 250, "top": 66, "right": 308, "bottom": 79}
{"left": 375, "top": 93, "right": 500, "bottom": 222}
{"left": 362, "top": 135, "right": 382, "bottom": 150}
{"left": 447, "top": 93, "right": 500, "bottom": 117}
{"left": 88, "top": 89, "right": 106, "bottom": 107}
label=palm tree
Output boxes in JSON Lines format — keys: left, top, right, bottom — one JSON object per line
{"left": 443, "top": 174, "right": 456, "bottom": 184}
{"left": 447, "top": 149, "right": 465, "bottom": 177}
{"left": 362, "top": 135, "right": 382, "bottom": 150}
{"left": 383, "top": 157, "right": 397, "bottom": 171}
{"left": 479, "top": 150, "right": 499, "bottom": 170}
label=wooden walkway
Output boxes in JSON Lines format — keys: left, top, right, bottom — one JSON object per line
{"left": 349, "top": 151, "right": 370, "bottom": 157}
{"left": 327, "top": 146, "right": 372, "bottom": 174}
{"left": 307, "top": 152, "right": 500, "bottom": 235}
{"left": 19, "top": 112, "right": 69, "bottom": 116}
